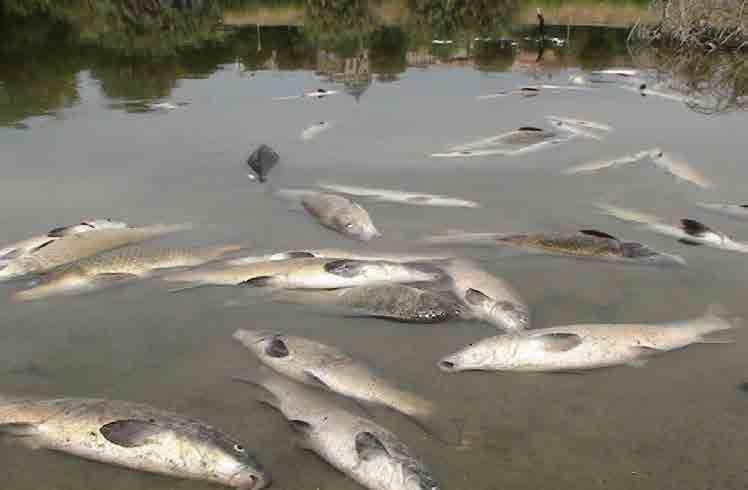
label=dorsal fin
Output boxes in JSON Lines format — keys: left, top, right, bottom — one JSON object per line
{"left": 29, "top": 240, "right": 56, "bottom": 253}
{"left": 579, "top": 229, "right": 618, "bottom": 241}
{"left": 517, "top": 126, "right": 544, "bottom": 132}
{"left": 680, "top": 219, "right": 712, "bottom": 237}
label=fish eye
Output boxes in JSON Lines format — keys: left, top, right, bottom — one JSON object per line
{"left": 345, "top": 223, "right": 353, "bottom": 229}
{"left": 233, "top": 443, "right": 245, "bottom": 453}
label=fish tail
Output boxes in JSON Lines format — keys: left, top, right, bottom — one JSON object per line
{"left": 672, "top": 304, "right": 742, "bottom": 340}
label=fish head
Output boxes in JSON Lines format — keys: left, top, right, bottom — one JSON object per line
{"left": 334, "top": 204, "right": 380, "bottom": 241}
{"left": 354, "top": 431, "right": 440, "bottom": 490}
{"left": 620, "top": 242, "right": 686, "bottom": 266}
{"left": 193, "top": 432, "right": 270, "bottom": 489}
{"left": 438, "top": 335, "right": 519, "bottom": 372}
{"left": 464, "top": 289, "right": 530, "bottom": 331}
{"left": 233, "top": 329, "right": 289, "bottom": 359}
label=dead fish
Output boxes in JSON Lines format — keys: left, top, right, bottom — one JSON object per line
{"left": 301, "top": 121, "right": 333, "bottom": 141}
{"left": 301, "top": 193, "right": 380, "bottom": 241}
{"left": 432, "top": 126, "right": 573, "bottom": 158}
{"left": 316, "top": 183, "right": 480, "bottom": 208}
{"left": 696, "top": 202, "right": 748, "bottom": 220}
{"left": 476, "top": 85, "right": 591, "bottom": 100}
{"left": 272, "top": 89, "right": 339, "bottom": 101}
{"left": 425, "top": 229, "right": 685, "bottom": 265}
{"left": 0, "top": 223, "right": 191, "bottom": 281}
{"left": 650, "top": 151, "right": 713, "bottom": 189}
{"left": 440, "top": 259, "right": 529, "bottom": 331}
{"left": 233, "top": 330, "right": 436, "bottom": 420}
{"left": 438, "top": 306, "right": 737, "bottom": 372}
{"left": 225, "top": 249, "right": 450, "bottom": 267}
{"left": 164, "top": 258, "right": 442, "bottom": 290}
{"left": 0, "top": 395, "right": 269, "bottom": 489}
{"left": 598, "top": 204, "right": 748, "bottom": 253}
{"left": 246, "top": 145, "right": 279, "bottom": 183}
{"left": 544, "top": 116, "right": 612, "bottom": 133}
{"left": 235, "top": 372, "right": 440, "bottom": 490}
{"left": 563, "top": 148, "right": 659, "bottom": 174}
{"left": 0, "top": 219, "right": 129, "bottom": 262}
{"left": 272, "top": 284, "right": 465, "bottom": 323}
{"left": 13, "top": 244, "right": 240, "bottom": 301}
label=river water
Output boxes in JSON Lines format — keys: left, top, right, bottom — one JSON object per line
{"left": 1, "top": 6, "right": 748, "bottom": 490}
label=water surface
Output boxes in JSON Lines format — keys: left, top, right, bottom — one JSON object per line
{"left": 2, "top": 4, "right": 748, "bottom": 490}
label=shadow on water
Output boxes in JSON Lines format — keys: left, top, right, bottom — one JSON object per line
{"left": 0, "top": 0, "right": 745, "bottom": 126}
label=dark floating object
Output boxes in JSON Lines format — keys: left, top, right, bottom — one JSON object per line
{"left": 247, "top": 144, "right": 279, "bottom": 183}
{"left": 738, "top": 381, "right": 748, "bottom": 393}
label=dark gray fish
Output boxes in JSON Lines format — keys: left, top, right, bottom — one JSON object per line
{"left": 247, "top": 145, "right": 279, "bottom": 183}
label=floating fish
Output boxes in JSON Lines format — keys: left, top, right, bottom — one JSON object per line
{"left": 439, "top": 306, "right": 737, "bottom": 372}
{"left": 696, "top": 202, "right": 748, "bottom": 220}
{"left": 425, "top": 229, "right": 685, "bottom": 265}
{"left": 301, "top": 193, "right": 380, "bottom": 241}
{"left": 316, "top": 183, "right": 480, "bottom": 208}
{"left": 13, "top": 245, "right": 240, "bottom": 301}
{"left": 301, "top": 121, "right": 333, "bottom": 141}
{"left": 598, "top": 204, "right": 748, "bottom": 253}
{"left": 441, "top": 259, "right": 529, "bottom": 331}
{"left": 234, "top": 372, "right": 440, "bottom": 490}
{"left": 225, "top": 249, "right": 450, "bottom": 267}
{"left": 564, "top": 148, "right": 659, "bottom": 174}
{"left": 164, "top": 258, "right": 442, "bottom": 290}
{"left": 0, "top": 223, "right": 191, "bottom": 281}
{"left": 246, "top": 145, "right": 279, "bottom": 183}
{"left": 271, "top": 284, "right": 465, "bottom": 324}
{"left": 0, "top": 219, "right": 129, "bottom": 262}
{"left": 0, "top": 395, "right": 269, "bottom": 488}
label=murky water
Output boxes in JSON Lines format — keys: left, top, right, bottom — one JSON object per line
{"left": 2, "top": 4, "right": 748, "bottom": 490}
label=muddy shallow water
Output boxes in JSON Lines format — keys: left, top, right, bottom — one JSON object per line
{"left": 2, "top": 16, "right": 748, "bottom": 490}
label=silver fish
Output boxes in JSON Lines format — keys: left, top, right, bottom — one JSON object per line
{"left": 439, "top": 307, "right": 737, "bottom": 372}
{"left": 164, "top": 258, "right": 442, "bottom": 290}
{"left": 234, "top": 330, "right": 435, "bottom": 419}
{"left": 441, "top": 259, "right": 529, "bottom": 331}
{"left": 301, "top": 121, "right": 333, "bottom": 140}
{"left": 225, "top": 249, "right": 450, "bottom": 267}
{"left": 13, "top": 244, "right": 240, "bottom": 301}
{"left": 599, "top": 204, "right": 748, "bottom": 253}
{"left": 236, "top": 372, "right": 440, "bottom": 490}
{"left": 302, "top": 193, "right": 380, "bottom": 241}
{"left": 696, "top": 202, "right": 748, "bottom": 220}
{"left": 316, "top": 183, "right": 480, "bottom": 208}
{"left": 0, "top": 223, "right": 190, "bottom": 281}
{"left": 0, "top": 219, "right": 129, "bottom": 262}
{"left": 0, "top": 395, "right": 268, "bottom": 489}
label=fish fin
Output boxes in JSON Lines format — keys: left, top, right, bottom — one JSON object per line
{"left": 284, "top": 251, "right": 317, "bottom": 259}
{"left": 464, "top": 288, "right": 491, "bottom": 306}
{"left": 324, "top": 260, "right": 363, "bottom": 277}
{"left": 678, "top": 238, "right": 703, "bottom": 246}
{"left": 288, "top": 419, "right": 313, "bottom": 435}
{"left": 0, "top": 249, "right": 21, "bottom": 260}
{"left": 355, "top": 432, "right": 390, "bottom": 461}
{"left": 265, "top": 338, "right": 289, "bottom": 358}
{"left": 28, "top": 240, "right": 56, "bottom": 253}
{"left": 680, "top": 219, "right": 712, "bottom": 237}
{"left": 288, "top": 420, "right": 314, "bottom": 450}
{"left": 532, "top": 333, "right": 583, "bottom": 352}
{"left": 578, "top": 229, "right": 619, "bottom": 241}
{"left": 625, "top": 345, "right": 665, "bottom": 366}
{"left": 100, "top": 420, "right": 162, "bottom": 448}
{"left": 238, "top": 276, "right": 277, "bottom": 287}
{"left": 0, "top": 423, "right": 40, "bottom": 437}
{"left": 231, "top": 376, "right": 281, "bottom": 410}
{"left": 303, "top": 371, "right": 331, "bottom": 390}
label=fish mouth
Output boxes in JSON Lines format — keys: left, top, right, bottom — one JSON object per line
{"left": 438, "top": 359, "right": 458, "bottom": 372}
{"left": 231, "top": 471, "right": 271, "bottom": 490}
